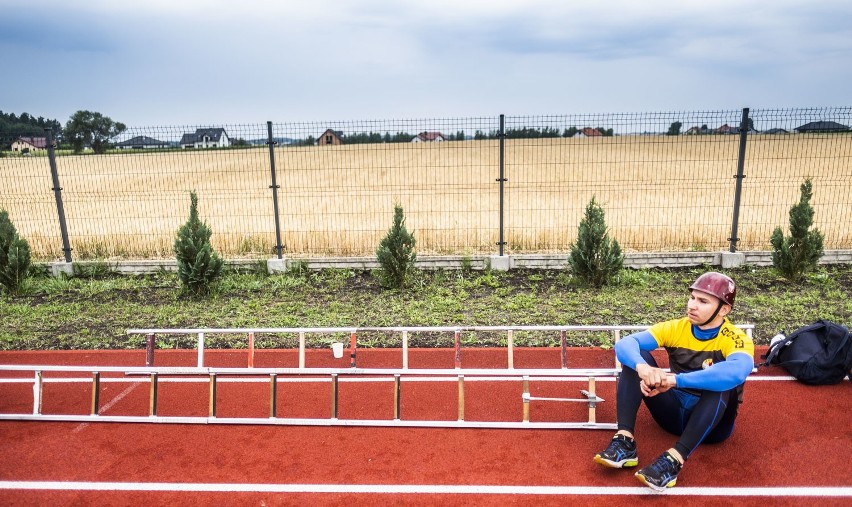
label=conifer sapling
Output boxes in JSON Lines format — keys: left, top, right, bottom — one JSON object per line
{"left": 770, "top": 178, "right": 824, "bottom": 282}
{"left": 0, "top": 209, "right": 31, "bottom": 294}
{"left": 376, "top": 205, "right": 416, "bottom": 289}
{"left": 568, "top": 197, "right": 623, "bottom": 287}
{"left": 173, "top": 192, "right": 223, "bottom": 296}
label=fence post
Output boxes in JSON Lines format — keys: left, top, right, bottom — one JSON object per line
{"left": 45, "top": 128, "right": 72, "bottom": 262}
{"left": 497, "top": 114, "right": 507, "bottom": 256}
{"left": 729, "top": 108, "right": 749, "bottom": 253}
{"left": 266, "top": 121, "right": 284, "bottom": 259}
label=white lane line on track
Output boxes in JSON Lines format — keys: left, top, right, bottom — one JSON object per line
{"left": 0, "top": 482, "right": 849, "bottom": 496}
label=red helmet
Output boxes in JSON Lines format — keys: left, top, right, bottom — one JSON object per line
{"left": 689, "top": 272, "right": 736, "bottom": 307}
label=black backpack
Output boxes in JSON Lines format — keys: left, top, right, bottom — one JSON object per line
{"left": 761, "top": 320, "right": 852, "bottom": 385}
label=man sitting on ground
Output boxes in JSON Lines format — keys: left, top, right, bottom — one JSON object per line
{"left": 593, "top": 272, "right": 754, "bottom": 491}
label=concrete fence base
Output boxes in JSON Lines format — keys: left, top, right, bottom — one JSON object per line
{"left": 42, "top": 250, "right": 852, "bottom": 277}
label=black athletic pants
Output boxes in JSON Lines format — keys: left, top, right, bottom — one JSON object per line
{"left": 616, "top": 350, "right": 740, "bottom": 460}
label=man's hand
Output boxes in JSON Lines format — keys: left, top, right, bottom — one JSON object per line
{"left": 635, "top": 363, "right": 665, "bottom": 387}
{"left": 636, "top": 363, "right": 676, "bottom": 397}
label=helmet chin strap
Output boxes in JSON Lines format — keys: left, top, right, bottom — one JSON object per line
{"left": 698, "top": 301, "right": 725, "bottom": 327}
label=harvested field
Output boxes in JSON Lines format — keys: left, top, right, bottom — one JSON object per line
{"left": 3, "top": 133, "right": 851, "bottom": 260}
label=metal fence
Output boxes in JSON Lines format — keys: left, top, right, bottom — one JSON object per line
{"left": 1, "top": 107, "right": 850, "bottom": 261}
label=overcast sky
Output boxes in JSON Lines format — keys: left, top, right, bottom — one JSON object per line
{"left": 2, "top": 0, "right": 850, "bottom": 127}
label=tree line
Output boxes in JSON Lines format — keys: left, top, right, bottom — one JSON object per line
{"left": 1, "top": 110, "right": 126, "bottom": 155}
{"left": 0, "top": 111, "right": 62, "bottom": 142}
{"left": 7, "top": 108, "right": 789, "bottom": 155}
{"left": 3, "top": 110, "right": 615, "bottom": 154}
{"left": 295, "top": 126, "right": 615, "bottom": 146}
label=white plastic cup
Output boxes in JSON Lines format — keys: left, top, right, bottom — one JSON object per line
{"left": 331, "top": 342, "right": 344, "bottom": 359}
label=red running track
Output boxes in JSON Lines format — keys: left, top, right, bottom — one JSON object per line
{"left": 0, "top": 347, "right": 850, "bottom": 506}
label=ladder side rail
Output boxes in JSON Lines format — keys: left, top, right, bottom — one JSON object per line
{"left": 0, "top": 364, "right": 621, "bottom": 377}
{"left": 126, "top": 324, "right": 754, "bottom": 371}
{"left": 127, "top": 324, "right": 754, "bottom": 336}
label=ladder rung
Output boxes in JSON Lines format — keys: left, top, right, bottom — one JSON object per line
{"left": 522, "top": 393, "right": 605, "bottom": 403}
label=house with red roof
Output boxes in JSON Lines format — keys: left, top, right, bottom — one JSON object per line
{"left": 412, "top": 132, "right": 447, "bottom": 143}
{"left": 11, "top": 136, "right": 49, "bottom": 152}
{"left": 576, "top": 128, "right": 602, "bottom": 138}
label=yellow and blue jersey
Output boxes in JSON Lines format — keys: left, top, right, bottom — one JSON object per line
{"left": 648, "top": 317, "right": 754, "bottom": 375}
{"left": 616, "top": 317, "right": 754, "bottom": 400}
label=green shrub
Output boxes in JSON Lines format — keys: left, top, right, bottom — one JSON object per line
{"left": 376, "top": 205, "right": 417, "bottom": 289}
{"left": 770, "top": 178, "right": 824, "bottom": 282}
{"left": 568, "top": 197, "right": 623, "bottom": 287}
{"left": 0, "top": 209, "right": 31, "bottom": 295}
{"left": 173, "top": 192, "right": 223, "bottom": 296}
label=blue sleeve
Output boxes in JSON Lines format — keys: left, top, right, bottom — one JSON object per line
{"left": 675, "top": 352, "right": 753, "bottom": 391}
{"left": 614, "top": 330, "right": 659, "bottom": 370}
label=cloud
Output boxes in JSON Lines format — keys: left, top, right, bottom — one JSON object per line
{"left": 1, "top": 0, "right": 850, "bottom": 125}
{"left": 0, "top": 10, "right": 115, "bottom": 53}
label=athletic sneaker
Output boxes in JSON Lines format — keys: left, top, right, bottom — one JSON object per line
{"left": 593, "top": 434, "right": 638, "bottom": 468}
{"left": 635, "top": 451, "right": 682, "bottom": 491}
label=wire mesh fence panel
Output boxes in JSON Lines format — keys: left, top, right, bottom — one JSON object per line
{"left": 271, "top": 118, "right": 500, "bottom": 256}
{"left": 504, "top": 111, "right": 745, "bottom": 252}
{"left": 737, "top": 107, "right": 852, "bottom": 250}
{"left": 90, "top": 125, "right": 271, "bottom": 259}
{"left": 0, "top": 151, "right": 57, "bottom": 259}
{"left": 2, "top": 125, "right": 275, "bottom": 260}
{"left": 0, "top": 107, "right": 849, "bottom": 261}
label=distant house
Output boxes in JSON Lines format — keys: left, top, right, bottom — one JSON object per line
{"left": 685, "top": 126, "right": 709, "bottom": 135}
{"left": 762, "top": 128, "right": 789, "bottom": 135}
{"left": 714, "top": 124, "right": 757, "bottom": 135}
{"left": 11, "top": 136, "right": 49, "bottom": 152}
{"left": 575, "top": 128, "right": 603, "bottom": 138}
{"left": 412, "top": 132, "right": 447, "bottom": 143}
{"left": 319, "top": 129, "right": 344, "bottom": 146}
{"left": 116, "top": 135, "right": 169, "bottom": 150}
{"left": 794, "top": 121, "right": 849, "bottom": 133}
{"left": 180, "top": 128, "right": 230, "bottom": 149}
